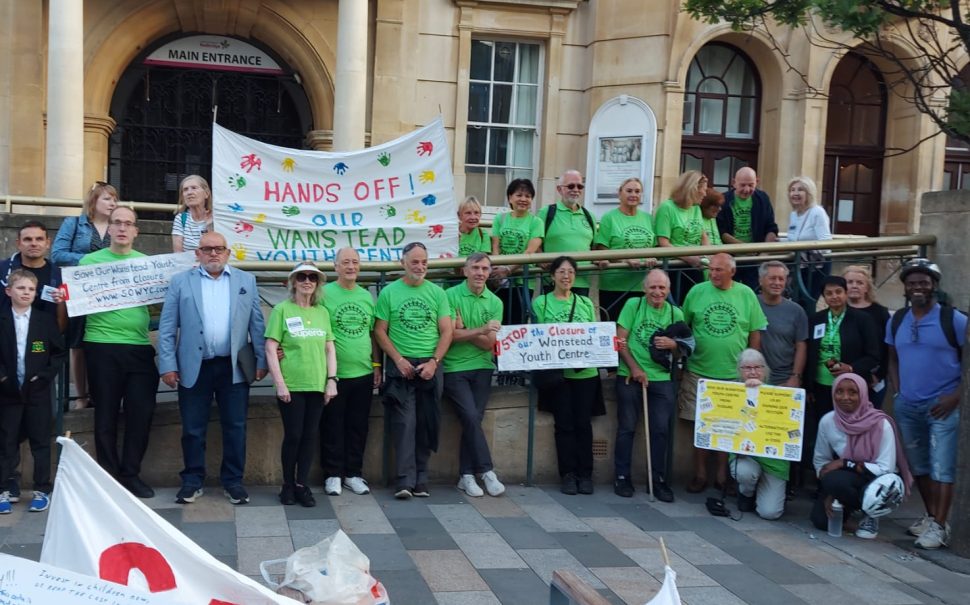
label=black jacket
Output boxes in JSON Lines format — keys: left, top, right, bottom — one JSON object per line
{"left": 805, "top": 306, "right": 880, "bottom": 391}
{"left": 0, "top": 306, "right": 66, "bottom": 406}
{"left": 717, "top": 189, "right": 779, "bottom": 242}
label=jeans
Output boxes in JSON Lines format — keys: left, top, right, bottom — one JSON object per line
{"left": 894, "top": 394, "right": 959, "bottom": 483}
{"left": 613, "top": 378, "right": 674, "bottom": 481}
{"left": 178, "top": 357, "right": 250, "bottom": 489}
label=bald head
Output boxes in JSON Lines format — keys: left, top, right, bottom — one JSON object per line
{"left": 733, "top": 167, "right": 758, "bottom": 199}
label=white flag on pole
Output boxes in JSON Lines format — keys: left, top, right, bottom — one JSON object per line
{"left": 40, "top": 437, "right": 295, "bottom": 604}
{"left": 643, "top": 565, "right": 681, "bottom": 605}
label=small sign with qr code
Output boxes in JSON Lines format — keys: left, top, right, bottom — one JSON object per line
{"left": 496, "top": 322, "right": 618, "bottom": 372}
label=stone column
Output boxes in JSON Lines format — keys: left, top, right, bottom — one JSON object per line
{"left": 332, "top": 0, "right": 368, "bottom": 151}
{"left": 45, "top": 0, "right": 84, "bottom": 198}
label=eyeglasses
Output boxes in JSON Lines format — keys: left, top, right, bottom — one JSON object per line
{"left": 740, "top": 365, "right": 764, "bottom": 372}
{"left": 198, "top": 246, "right": 228, "bottom": 255}
{"left": 295, "top": 273, "right": 320, "bottom": 283}
{"left": 90, "top": 181, "right": 108, "bottom": 191}
{"left": 110, "top": 220, "right": 136, "bottom": 228}
{"left": 562, "top": 183, "right": 585, "bottom": 190}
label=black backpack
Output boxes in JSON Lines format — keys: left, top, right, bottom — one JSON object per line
{"left": 890, "top": 303, "right": 962, "bottom": 359}
{"left": 544, "top": 203, "right": 596, "bottom": 239}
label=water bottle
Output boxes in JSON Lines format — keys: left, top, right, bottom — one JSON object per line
{"left": 828, "top": 499, "right": 844, "bottom": 537}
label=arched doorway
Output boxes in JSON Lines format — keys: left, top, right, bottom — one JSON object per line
{"left": 680, "top": 42, "right": 761, "bottom": 191}
{"left": 108, "top": 34, "right": 312, "bottom": 205}
{"left": 823, "top": 53, "right": 887, "bottom": 236}
{"left": 944, "top": 65, "right": 970, "bottom": 189}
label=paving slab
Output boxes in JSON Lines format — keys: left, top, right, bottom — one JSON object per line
{"left": 452, "top": 532, "right": 528, "bottom": 569}
{"left": 331, "top": 495, "right": 395, "bottom": 534}
{"left": 582, "top": 516, "right": 659, "bottom": 550}
{"left": 647, "top": 530, "right": 741, "bottom": 565}
{"left": 809, "top": 563, "right": 923, "bottom": 604}
{"left": 181, "top": 496, "right": 235, "bottom": 523}
{"left": 282, "top": 494, "right": 336, "bottom": 520}
{"left": 377, "top": 568, "right": 435, "bottom": 604}
{"left": 181, "top": 521, "right": 236, "bottom": 557}
{"left": 479, "top": 569, "right": 550, "bottom": 605}
{"left": 552, "top": 532, "right": 637, "bottom": 568}
{"left": 390, "top": 516, "right": 459, "bottom": 550}
{"left": 622, "top": 547, "right": 720, "bottom": 587}
{"left": 518, "top": 501, "right": 592, "bottom": 533}
{"left": 410, "top": 549, "right": 488, "bottom": 592}
{"left": 678, "top": 585, "right": 749, "bottom": 605}
{"left": 434, "top": 591, "right": 503, "bottom": 605}
{"left": 288, "top": 519, "right": 341, "bottom": 549}
{"left": 464, "top": 494, "right": 526, "bottom": 518}
{"left": 546, "top": 489, "right": 624, "bottom": 517}
{"left": 517, "top": 548, "right": 605, "bottom": 589}
{"left": 488, "top": 516, "right": 561, "bottom": 550}
{"left": 429, "top": 503, "right": 495, "bottom": 534}
{"left": 235, "top": 505, "right": 289, "bottom": 537}
{"left": 697, "top": 564, "right": 810, "bottom": 605}
{"left": 610, "top": 502, "right": 686, "bottom": 531}
{"left": 236, "top": 535, "right": 293, "bottom": 576}
{"left": 591, "top": 566, "right": 662, "bottom": 605}
{"left": 350, "top": 533, "right": 415, "bottom": 572}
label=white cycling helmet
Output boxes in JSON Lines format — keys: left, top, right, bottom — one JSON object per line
{"left": 862, "top": 473, "right": 904, "bottom": 518}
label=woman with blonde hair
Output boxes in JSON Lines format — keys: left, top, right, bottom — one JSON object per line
{"left": 843, "top": 265, "right": 890, "bottom": 408}
{"left": 172, "top": 175, "right": 214, "bottom": 252}
{"left": 654, "top": 171, "right": 710, "bottom": 300}
{"left": 786, "top": 176, "right": 832, "bottom": 300}
{"left": 457, "top": 196, "right": 491, "bottom": 256}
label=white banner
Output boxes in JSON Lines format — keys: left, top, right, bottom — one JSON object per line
{"left": 62, "top": 252, "right": 197, "bottom": 317}
{"left": 0, "top": 553, "right": 186, "bottom": 604}
{"left": 495, "top": 322, "right": 618, "bottom": 372}
{"left": 41, "top": 438, "right": 294, "bottom": 605}
{"left": 212, "top": 120, "right": 458, "bottom": 263}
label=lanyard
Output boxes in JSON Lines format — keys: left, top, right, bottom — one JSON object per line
{"left": 827, "top": 309, "right": 845, "bottom": 335}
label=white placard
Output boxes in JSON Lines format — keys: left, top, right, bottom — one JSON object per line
{"left": 62, "top": 252, "right": 197, "bottom": 317}
{"left": 495, "top": 322, "right": 618, "bottom": 371}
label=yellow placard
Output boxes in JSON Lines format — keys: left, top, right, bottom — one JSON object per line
{"left": 693, "top": 379, "right": 805, "bottom": 461}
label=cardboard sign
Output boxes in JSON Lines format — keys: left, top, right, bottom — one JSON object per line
{"left": 496, "top": 322, "right": 618, "bottom": 371}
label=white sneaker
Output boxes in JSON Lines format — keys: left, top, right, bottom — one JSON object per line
{"left": 457, "top": 474, "right": 484, "bottom": 497}
{"left": 324, "top": 477, "right": 342, "bottom": 496}
{"left": 481, "top": 470, "right": 506, "bottom": 497}
{"left": 914, "top": 520, "right": 949, "bottom": 550}
{"left": 907, "top": 514, "right": 932, "bottom": 537}
{"left": 856, "top": 515, "right": 879, "bottom": 539}
{"left": 343, "top": 476, "right": 370, "bottom": 495}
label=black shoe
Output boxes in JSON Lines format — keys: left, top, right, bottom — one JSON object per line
{"left": 577, "top": 477, "right": 594, "bottom": 495}
{"left": 224, "top": 485, "right": 250, "bottom": 505}
{"left": 654, "top": 481, "right": 675, "bottom": 503}
{"left": 122, "top": 477, "right": 155, "bottom": 499}
{"left": 561, "top": 473, "right": 578, "bottom": 495}
{"left": 413, "top": 484, "right": 430, "bottom": 498}
{"left": 614, "top": 476, "right": 634, "bottom": 498}
{"left": 295, "top": 484, "right": 316, "bottom": 507}
{"left": 175, "top": 486, "right": 203, "bottom": 504}
{"left": 738, "top": 492, "right": 756, "bottom": 512}
{"left": 279, "top": 484, "right": 296, "bottom": 505}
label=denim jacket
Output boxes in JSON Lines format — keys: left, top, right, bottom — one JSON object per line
{"left": 52, "top": 214, "right": 95, "bottom": 267}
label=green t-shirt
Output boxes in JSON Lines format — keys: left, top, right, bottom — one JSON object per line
{"left": 459, "top": 227, "right": 491, "bottom": 256}
{"left": 531, "top": 292, "right": 598, "bottom": 379}
{"left": 444, "top": 282, "right": 503, "bottom": 372}
{"left": 79, "top": 248, "right": 151, "bottom": 345}
{"left": 616, "top": 298, "right": 684, "bottom": 381}
{"left": 682, "top": 281, "right": 768, "bottom": 379}
{"left": 592, "top": 208, "right": 656, "bottom": 292}
{"left": 375, "top": 278, "right": 451, "bottom": 358}
{"left": 537, "top": 202, "right": 596, "bottom": 289}
{"left": 491, "top": 213, "right": 544, "bottom": 255}
{"left": 703, "top": 217, "right": 722, "bottom": 246}
{"left": 731, "top": 197, "right": 753, "bottom": 243}
{"left": 322, "top": 281, "right": 375, "bottom": 379}
{"left": 265, "top": 300, "right": 335, "bottom": 392}
{"left": 654, "top": 199, "right": 704, "bottom": 247}
{"left": 815, "top": 310, "right": 844, "bottom": 387}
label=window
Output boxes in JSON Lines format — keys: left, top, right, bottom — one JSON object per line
{"left": 944, "top": 65, "right": 970, "bottom": 190}
{"left": 465, "top": 40, "right": 541, "bottom": 206}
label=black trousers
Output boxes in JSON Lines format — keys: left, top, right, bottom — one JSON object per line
{"left": 0, "top": 400, "right": 52, "bottom": 493}
{"left": 549, "top": 377, "right": 599, "bottom": 479}
{"left": 444, "top": 369, "right": 495, "bottom": 475}
{"left": 85, "top": 342, "right": 158, "bottom": 479}
{"left": 279, "top": 391, "right": 324, "bottom": 486}
{"left": 810, "top": 468, "right": 870, "bottom": 530}
{"left": 320, "top": 374, "right": 373, "bottom": 478}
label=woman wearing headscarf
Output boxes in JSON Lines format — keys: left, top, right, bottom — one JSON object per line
{"left": 812, "top": 373, "right": 912, "bottom": 539}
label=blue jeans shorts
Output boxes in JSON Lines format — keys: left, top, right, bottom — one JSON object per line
{"left": 893, "top": 394, "right": 959, "bottom": 483}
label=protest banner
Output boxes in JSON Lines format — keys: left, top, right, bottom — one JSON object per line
{"left": 212, "top": 119, "right": 458, "bottom": 263}
{"left": 41, "top": 438, "right": 295, "bottom": 605}
{"left": 693, "top": 379, "right": 805, "bottom": 461}
{"left": 495, "top": 323, "right": 618, "bottom": 372}
{"left": 0, "top": 553, "right": 186, "bottom": 605}
{"left": 61, "top": 252, "right": 197, "bottom": 318}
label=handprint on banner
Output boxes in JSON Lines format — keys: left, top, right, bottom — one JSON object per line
{"left": 227, "top": 174, "right": 247, "bottom": 191}
{"left": 227, "top": 203, "right": 245, "bottom": 213}
{"left": 427, "top": 224, "right": 444, "bottom": 238}
{"left": 406, "top": 209, "right": 427, "bottom": 224}
{"left": 438, "top": 252, "right": 455, "bottom": 259}
{"left": 240, "top": 154, "right": 262, "bottom": 173}
{"left": 416, "top": 141, "right": 433, "bottom": 156}
{"left": 281, "top": 206, "right": 301, "bottom": 217}
{"left": 379, "top": 205, "right": 397, "bottom": 218}
{"left": 377, "top": 152, "right": 391, "bottom": 167}
{"left": 233, "top": 221, "right": 254, "bottom": 236}
{"left": 253, "top": 213, "right": 267, "bottom": 223}
{"left": 421, "top": 194, "right": 437, "bottom": 206}
{"left": 231, "top": 243, "right": 247, "bottom": 261}
{"left": 418, "top": 170, "right": 435, "bottom": 184}
{"left": 333, "top": 162, "right": 349, "bottom": 175}
{"left": 281, "top": 157, "right": 296, "bottom": 172}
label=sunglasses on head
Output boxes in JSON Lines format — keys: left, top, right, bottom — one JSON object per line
{"left": 295, "top": 272, "right": 320, "bottom": 283}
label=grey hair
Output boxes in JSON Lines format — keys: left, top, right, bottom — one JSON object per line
{"left": 465, "top": 252, "right": 491, "bottom": 267}
{"left": 758, "top": 260, "right": 789, "bottom": 279}
{"left": 736, "top": 348, "right": 768, "bottom": 379}
{"left": 712, "top": 252, "right": 736, "bottom": 270}
{"left": 788, "top": 176, "right": 818, "bottom": 208}
{"left": 335, "top": 247, "right": 360, "bottom": 262}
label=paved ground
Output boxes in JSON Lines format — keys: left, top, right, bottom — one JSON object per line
{"left": 2, "top": 481, "right": 969, "bottom": 605}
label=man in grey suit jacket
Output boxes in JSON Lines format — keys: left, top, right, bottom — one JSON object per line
{"left": 158, "top": 232, "right": 267, "bottom": 505}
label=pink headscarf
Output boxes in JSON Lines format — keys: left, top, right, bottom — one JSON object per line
{"left": 832, "top": 373, "right": 913, "bottom": 493}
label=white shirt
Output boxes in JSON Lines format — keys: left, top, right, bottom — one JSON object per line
{"left": 13, "top": 306, "right": 31, "bottom": 387}
{"left": 813, "top": 412, "right": 896, "bottom": 478}
{"left": 788, "top": 205, "right": 832, "bottom": 244}
{"left": 198, "top": 265, "right": 232, "bottom": 358}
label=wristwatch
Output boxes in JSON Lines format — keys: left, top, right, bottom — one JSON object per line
{"left": 327, "top": 376, "right": 339, "bottom": 383}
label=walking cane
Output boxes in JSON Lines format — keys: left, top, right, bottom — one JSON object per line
{"left": 642, "top": 381, "right": 655, "bottom": 502}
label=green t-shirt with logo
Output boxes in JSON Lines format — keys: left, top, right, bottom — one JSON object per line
{"left": 617, "top": 299, "right": 684, "bottom": 382}
{"left": 375, "top": 278, "right": 451, "bottom": 358}
{"left": 815, "top": 310, "right": 844, "bottom": 387}
{"left": 79, "top": 248, "right": 151, "bottom": 345}
{"left": 531, "top": 293, "right": 598, "bottom": 379}
{"left": 322, "top": 281, "right": 375, "bottom": 379}
{"left": 682, "top": 281, "right": 768, "bottom": 379}
{"left": 459, "top": 227, "right": 491, "bottom": 256}
{"left": 703, "top": 217, "right": 722, "bottom": 246}
{"left": 537, "top": 202, "right": 596, "bottom": 289}
{"left": 592, "top": 208, "right": 656, "bottom": 292}
{"left": 265, "top": 300, "right": 335, "bottom": 392}
{"left": 731, "top": 196, "right": 753, "bottom": 242}
{"left": 491, "top": 213, "right": 544, "bottom": 255}
{"left": 444, "top": 281, "right": 503, "bottom": 373}
{"left": 654, "top": 199, "right": 704, "bottom": 247}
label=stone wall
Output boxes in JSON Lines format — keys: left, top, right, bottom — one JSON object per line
{"left": 920, "top": 190, "right": 970, "bottom": 310}
{"left": 0, "top": 212, "right": 176, "bottom": 258}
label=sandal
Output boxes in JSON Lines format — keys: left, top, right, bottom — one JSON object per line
{"left": 686, "top": 477, "right": 707, "bottom": 493}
